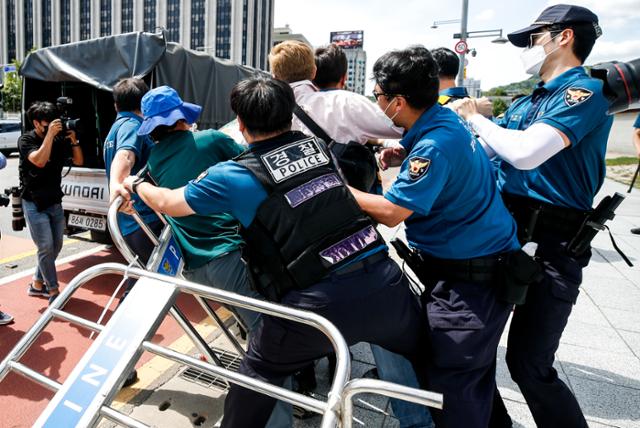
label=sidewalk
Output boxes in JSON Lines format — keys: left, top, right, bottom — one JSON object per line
{"left": 494, "top": 178, "right": 640, "bottom": 428}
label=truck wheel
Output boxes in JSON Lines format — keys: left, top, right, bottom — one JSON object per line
{"left": 90, "top": 229, "right": 113, "bottom": 245}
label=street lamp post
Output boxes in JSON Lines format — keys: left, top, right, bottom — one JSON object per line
{"left": 457, "top": 0, "right": 469, "bottom": 87}
{"left": 431, "top": 0, "right": 507, "bottom": 87}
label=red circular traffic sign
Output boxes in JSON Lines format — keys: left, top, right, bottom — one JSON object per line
{"left": 454, "top": 40, "right": 468, "bottom": 54}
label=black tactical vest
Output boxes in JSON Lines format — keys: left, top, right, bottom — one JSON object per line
{"left": 235, "top": 131, "right": 385, "bottom": 301}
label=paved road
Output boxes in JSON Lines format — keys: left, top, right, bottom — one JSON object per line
{"left": 0, "top": 155, "right": 101, "bottom": 279}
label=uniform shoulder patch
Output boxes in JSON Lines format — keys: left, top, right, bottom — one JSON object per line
{"left": 194, "top": 169, "right": 208, "bottom": 183}
{"left": 408, "top": 157, "right": 431, "bottom": 180}
{"left": 564, "top": 87, "right": 593, "bottom": 107}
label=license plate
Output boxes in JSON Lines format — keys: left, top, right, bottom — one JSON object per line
{"left": 68, "top": 213, "right": 106, "bottom": 231}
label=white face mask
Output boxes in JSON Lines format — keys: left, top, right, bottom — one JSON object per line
{"left": 382, "top": 97, "right": 400, "bottom": 124}
{"left": 520, "top": 33, "right": 561, "bottom": 76}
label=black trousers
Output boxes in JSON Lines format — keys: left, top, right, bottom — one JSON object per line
{"left": 492, "top": 233, "right": 591, "bottom": 428}
{"left": 422, "top": 279, "right": 512, "bottom": 428}
{"left": 220, "top": 256, "right": 428, "bottom": 428}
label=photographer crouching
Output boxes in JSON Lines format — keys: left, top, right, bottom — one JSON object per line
{"left": 18, "top": 101, "right": 83, "bottom": 304}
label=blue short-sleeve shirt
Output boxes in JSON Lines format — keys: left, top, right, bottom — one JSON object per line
{"left": 103, "top": 112, "right": 159, "bottom": 236}
{"left": 634, "top": 114, "right": 640, "bottom": 129}
{"left": 497, "top": 67, "right": 613, "bottom": 210}
{"left": 385, "top": 105, "right": 519, "bottom": 259}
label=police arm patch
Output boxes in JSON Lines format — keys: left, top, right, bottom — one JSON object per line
{"left": 408, "top": 157, "right": 431, "bottom": 180}
{"left": 564, "top": 87, "right": 593, "bottom": 107}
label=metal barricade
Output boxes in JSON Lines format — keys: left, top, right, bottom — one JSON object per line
{"left": 108, "top": 194, "right": 248, "bottom": 363}
{"left": 0, "top": 263, "right": 351, "bottom": 427}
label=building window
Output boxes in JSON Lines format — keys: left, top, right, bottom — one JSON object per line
{"left": 80, "top": 0, "right": 91, "bottom": 40}
{"left": 41, "top": 0, "right": 52, "bottom": 47}
{"left": 259, "top": 0, "right": 269, "bottom": 69}
{"left": 24, "top": 0, "right": 33, "bottom": 52}
{"left": 215, "top": 0, "right": 231, "bottom": 59}
{"left": 241, "top": 0, "right": 248, "bottom": 64}
{"left": 7, "top": 0, "right": 16, "bottom": 61}
{"left": 60, "top": 0, "right": 71, "bottom": 44}
{"left": 252, "top": 0, "right": 258, "bottom": 65}
{"left": 166, "top": 0, "right": 180, "bottom": 42}
{"left": 190, "top": 0, "right": 205, "bottom": 50}
{"left": 100, "top": 0, "right": 111, "bottom": 36}
{"left": 143, "top": 0, "right": 156, "bottom": 32}
{"left": 121, "top": 0, "right": 133, "bottom": 33}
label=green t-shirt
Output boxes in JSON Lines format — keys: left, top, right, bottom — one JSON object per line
{"left": 147, "top": 129, "right": 245, "bottom": 269}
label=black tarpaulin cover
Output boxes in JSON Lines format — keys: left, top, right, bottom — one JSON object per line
{"left": 20, "top": 32, "right": 166, "bottom": 91}
{"left": 20, "top": 31, "right": 263, "bottom": 129}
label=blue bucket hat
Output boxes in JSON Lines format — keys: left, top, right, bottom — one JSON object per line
{"left": 138, "top": 85, "right": 202, "bottom": 136}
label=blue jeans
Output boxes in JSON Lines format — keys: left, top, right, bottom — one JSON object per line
{"left": 184, "top": 250, "right": 293, "bottom": 428}
{"left": 371, "top": 345, "right": 434, "bottom": 428}
{"left": 22, "top": 200, "right": 65, "bottom": 291}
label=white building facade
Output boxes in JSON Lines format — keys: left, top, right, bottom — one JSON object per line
{"left": 0, "top": 0, "right": 274, "bottom": 69}
{"left": 344, "top": 48, "right": 366, "bottom": 95}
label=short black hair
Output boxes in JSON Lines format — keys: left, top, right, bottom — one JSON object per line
{"left": 431, "top": 47, "right": 460, "bottom": 79}
{"left": 113, "top": 78, "right": 149, "bottom": 112}
{"left": 373, "top": 46, "right": 439, "bottom": 110}
{"left": 149, "top": 122, "right": 181, "bottom": 142}
{"left": 230, "top": 77, "right": 295, "bottom": 136}
{"left": 26, "top": 101, "right": 58, "bottom": 123}
{"left": 313, "top": 44, "right": 348, "bottom": 89}
{"left": 548, "top": 22, "right": 598, "bottom": 63}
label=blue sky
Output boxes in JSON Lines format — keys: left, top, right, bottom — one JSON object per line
{"left": 274, "top": 0, "right": 640, "bottom": 92}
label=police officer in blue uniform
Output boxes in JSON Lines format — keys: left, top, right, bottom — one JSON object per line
{"left": 453, "top": 5, "right": 611, "bottom": 427}
{"left": 351, "top": 46, "right": 521, "bottom": 428}
{"left": 432, "top": 47, "right": 470, "bottom": 106}
{"left": 123, "top": 77, "right": 429, "bottom": 428}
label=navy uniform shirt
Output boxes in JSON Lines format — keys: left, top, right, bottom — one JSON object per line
{"left": 183, "top": 131, "right": 386, "bottom": 267}
{"left": 438, "top": 86, "right": 470, "bottom": 106}
{"left": 103, "top": 112, "right": 159, "bottom": 236}
{"left": 497, "top": 67, "right": 613, "bottom": 211}
{"left": 634, "top": 114, "right": 640, "bottom": 129}
{"left": 385, "top": 104, "right": 519, "bottom": 259}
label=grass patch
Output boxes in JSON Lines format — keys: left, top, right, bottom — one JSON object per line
{"left": 606, "top": 157, "right": 639, "bottom": 166}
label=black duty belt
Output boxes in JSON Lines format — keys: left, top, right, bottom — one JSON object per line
{"left": 333, "top": 251, "right": 388, "bottom": 276}
{"left": 417, "top": 252, "right": 503, "bottom": 284}
{"left": 502, "top": 193, "right": 588, "bottom": 243}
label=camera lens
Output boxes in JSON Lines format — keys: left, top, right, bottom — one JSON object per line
{"left": 590, "top": 58, "right": 640, "bottom": 114}
{"left": 65, "top": 118, "right": 81, "bottom": 131}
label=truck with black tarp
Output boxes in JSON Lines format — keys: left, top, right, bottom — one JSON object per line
{"left": 19, "top": 31, "right": 260, "bottom": 242}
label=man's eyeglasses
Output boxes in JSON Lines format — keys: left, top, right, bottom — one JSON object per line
{"left": 528, "top": 29, "right": 561, "bottom": 48}
{"left": 372, "top": 90, "right": 407, "bottom": 100}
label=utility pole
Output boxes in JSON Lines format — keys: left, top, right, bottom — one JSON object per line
{"left": 457, "top": 0, "right": 469, "bottom": 87}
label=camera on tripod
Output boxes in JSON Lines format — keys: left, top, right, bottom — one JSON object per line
{"left": 4, "top": 187, "right": 25, "bottom": 231}
{"left": 55, "top": 97, "right": 81, "bottom": 133}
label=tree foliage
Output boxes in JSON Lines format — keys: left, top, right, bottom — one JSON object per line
{"left": 485, "top": 76, "right": 537, "bottom": 97}
{"left": 492, "top": 98, "right": 509, "bottom": 117}
{"left": 1, "top": 59, "right": 22, "bottom": 113}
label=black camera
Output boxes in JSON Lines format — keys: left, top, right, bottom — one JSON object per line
{"left": 56, "top": 96, "right": 81, "bottom": 132}
{"left": 4, "top": 187, "right": 25, "bottom": 231}
{"left": 590, "top": 58, "right": 640, "bottom": 114}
